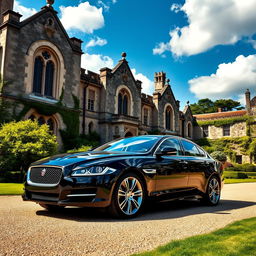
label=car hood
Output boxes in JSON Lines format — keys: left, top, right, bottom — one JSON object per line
{"left": 31, "top": 151, "right": 144, "bottom": 168}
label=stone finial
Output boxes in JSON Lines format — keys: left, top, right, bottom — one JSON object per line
{"left": 167, "top": 78, "right": 170, "bottom": 85}
{"left": 121, "top": 52, "right": 127, "bottom": 59}
{"left": 187, "top": 101, "right": 190, "bottom": 105}
{"left": 47, "top": 0, "right": 54, "bottom": 7}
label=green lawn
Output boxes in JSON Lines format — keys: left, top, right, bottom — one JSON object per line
{"left": 133, "top": 217, "right": 256, "bottom": 256}
{"left": 0, "top": 183, "right": 23, "bottom": 195}
{"left": 225, "top": 178, "right": 256, "bottom": 184}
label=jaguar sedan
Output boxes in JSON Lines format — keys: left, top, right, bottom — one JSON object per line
{"left": 23, "top": 135, "right": 223, "bottom": 218}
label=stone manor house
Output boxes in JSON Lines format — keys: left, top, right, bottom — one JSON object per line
{"left": 0, "top": 0, "right": 197, "bottom": 145}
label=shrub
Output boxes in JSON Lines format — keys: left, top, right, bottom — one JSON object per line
{"left": 225, "top": 163, "right": 256, "bottom": 172}
{"left": 224, "top": 171, "right": 248, "bottom": 179}
{"left": 211, "top": 151, "right": 227, "bottom": 162}
{"left": 0, "top": 120, "right": 58, "bottom": 180}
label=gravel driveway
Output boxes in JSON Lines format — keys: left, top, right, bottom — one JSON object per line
{"left": 0, "top": 183, "right": 255, "bottom": 256}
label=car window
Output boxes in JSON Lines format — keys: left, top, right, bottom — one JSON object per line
{"left": 157, "top": 138, "right": 182, "bottom": 155}
{"left": 197, "top": 146, "right": 206, "bottom": 157}
{"left": 181, "top": 140, "right": 200, "bottom": 156}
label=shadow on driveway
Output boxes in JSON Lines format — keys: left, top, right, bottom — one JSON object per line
{"left": 36, "top": 199, "right": 256, "bottom": 222}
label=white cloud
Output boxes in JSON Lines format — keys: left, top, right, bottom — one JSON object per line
{"left": 13, "top": 0, "right": 37, "bottom": 20}
{"left": 97, "top": 1, "right": 110, "bottom": 11}
{"left": 86, "top": 37, "right": 107, "bottom": 49}
{"left": 189, "top": 54, "right": 256, "bottom": 101}
{"left": 153, "top": 42, "right": 170, "bottom": 56}
{"left": 170, "top": 3, "right": 182, "bottom": 13}
{"left": 81, "top": 53, "right": 114, "bottom": 73}
{"left": 156, "top": 0, "right": 256, "bottom": 57}
{"left": 60, "top": 2, "right": 104, "bottom": 33}
{"left": 131, "top": 68, "right": 154, "bottom": 95}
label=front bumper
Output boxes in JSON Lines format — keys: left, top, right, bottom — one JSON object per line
{"left": 22, "top": 174, "right": 117, "bottom": 208}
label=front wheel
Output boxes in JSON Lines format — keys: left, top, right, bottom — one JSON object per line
{"left": 108, "top": 173, "right": 146, "bottom": 218}
{"left": 203, "top": 176, "right": 221, "bottom": 206}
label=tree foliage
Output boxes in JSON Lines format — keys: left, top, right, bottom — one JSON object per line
{"left": 0, "top": 120, "right": 58, "bottom": 178}
{"left": 190, "top": 98, "right": 244, "bottom": 114}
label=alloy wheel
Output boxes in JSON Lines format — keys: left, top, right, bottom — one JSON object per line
{"left": 208, "top": 177, "right": 220, "bottom": 204}
{"left": 117, "top": 177, "right": 143, "bottom": 216}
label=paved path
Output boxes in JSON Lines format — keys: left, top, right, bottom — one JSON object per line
{"left": 0, "top": 183, "right": 255, "bottom": 256}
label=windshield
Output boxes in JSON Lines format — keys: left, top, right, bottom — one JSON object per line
{"left": 93, "top": 136, "right": 160, "bottom": 153}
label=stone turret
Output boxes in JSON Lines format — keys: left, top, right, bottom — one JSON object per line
{"left": 0, "top": 0, "right": 14, "bottom": 24}
{"left": 245, "top": 89, "right": 251, "bottom": 113}
{"left": 154, "top": 71, "right": 166, "bottom": 91}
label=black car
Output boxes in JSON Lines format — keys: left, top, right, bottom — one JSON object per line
{"left": 23, "top": 135, "right": 223, "bottom": 218}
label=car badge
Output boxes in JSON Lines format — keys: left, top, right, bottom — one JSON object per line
{"left": 41, "top": 168, "right": 47, "bottom": 177}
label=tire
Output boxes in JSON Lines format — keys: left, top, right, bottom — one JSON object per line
{"left": 108, "top": 172, "right": 146, "bottom": 218}
{"left": 39, "top": 203, "right": 65, "bottom": 211}
{"left": 202, "top": 176, "right": 221, "bottom": 206}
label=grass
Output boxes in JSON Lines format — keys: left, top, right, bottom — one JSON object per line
{"left": 224, "top": 178, "right": 256, "bottom": 184}
{"left": 0, "top": 183, "right": 23, "bottom": 195}
{"left": 132, "top": 217, "right": 256, "bottom": 256}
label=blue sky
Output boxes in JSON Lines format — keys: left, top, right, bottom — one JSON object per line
{"left": 14, "top": 0, "right": 256, "bottom": 108}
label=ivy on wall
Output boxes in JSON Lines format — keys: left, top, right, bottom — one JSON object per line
{"left": 197, "top": 136, "right": 256, "bottom": 163}
{"left": 197, "top": 116, "right": 251, "bottom": 127}
{"left": 14, "top": 95, "right": 81, "bottom": 151}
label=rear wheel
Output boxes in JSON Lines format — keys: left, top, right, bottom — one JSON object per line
{"left": 203, "top": 176, "right": 221, "bottom": 206}
{"left": 39, "top": 203, "right": 65, "bottom": 211}
{"left": 109, "top": 173, "right": 146, "bottom": 218}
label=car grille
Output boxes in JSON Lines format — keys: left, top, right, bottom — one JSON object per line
{"left": 29, "top": 167, "right": 62, "bottom": 185}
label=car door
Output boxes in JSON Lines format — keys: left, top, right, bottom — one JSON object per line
{"left": 155, "top": 138, "right": 189, "bottom": 193}
{"left": 180, "top": 140, "right": 207, "bottom": 193}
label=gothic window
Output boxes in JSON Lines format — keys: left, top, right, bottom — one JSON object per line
{"left": 88, "top": 89, "right": 95, "bottom": 111}
{"left": 32, "top": 57, "right": 43, "bottom": 94}
{"left": 28, "top": 115, "right": 36, "bottom": 121}
{"left": 143, "top": 108, "right": 149, "bottom": 126}
{"left": 32, "top": 49, "right": 57, "bottom": 98}
{"left": 117, "top": 89, "right": 130, "bottom": 115}
{"left": 165, "top": 106, "right": 173, "bottom": 130}
{"left": 123, "top": 95, "right": 128, "bottom": 115}
{"left": 187, "top": 122, "right": 192, "bottom": 138}
{"left": 38, "top": 116, "right": 45, "bottom": 125}
{"left": 47, "top": 118, "right": 54, "bottom": 131}
{"left": 44, "top": 61, "right": 54, "bottom": 97}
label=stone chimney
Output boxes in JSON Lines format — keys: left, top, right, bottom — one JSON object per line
{"left": 245, "top": 89, "right": 251, "bottom": 113}
{"left": 0, "top": 0, "right": 14, "bottom": 24}
{"left": 154, "top": 71, "right": 166, "bottom": 91}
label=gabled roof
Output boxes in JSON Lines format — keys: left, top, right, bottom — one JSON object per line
{"left": 17, "top": 6, "right": 82, "bottom": 54}
{"left": 194, "top": 110, "right": 247, "bottom": 120}
{"left": 156, "top": 84, "right": 179, "bottom": 108}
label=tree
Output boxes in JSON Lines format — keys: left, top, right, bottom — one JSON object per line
{"left": 190, "top": 98, "right": 244, "bottom": 114}
{"left": 214, "top": 99, "right": 243, "bottom": 111}
{"left": 190, "top": 98, "right": 215, "bottom": 114}
{"left": 0, "top": 120, "right": 58, "bottom": 180}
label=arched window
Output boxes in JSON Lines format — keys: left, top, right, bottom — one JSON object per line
{"left": 118, "top": 93, "right": 123, "bottom": 114}
{"left": 32, "top": 49, "right": 57, "bottom": 98}
{"left": 47, "top": 118, "right": 54, "bottom": 131}
{"left": 28, "top": 115, "right": 36, "bottom": 121}
{"left": 44, "top": 61, "right": 54, "bottom": 97}
{"left": 117, "top": 89, "right": 130, "bottom": 115}
{"left": 38, "top": 116, "right": 46, "bottom": 125}
{"left": 88, "top": 122, "right": 94, "bottom": 134}
{"left": 165, "top": 106, "right": 173, "bottom": 130}
{"left": 32, "top": 56, "right": 43, "bottom": 94}
{"left": 187, "top": 122, "right": 192, "bottom": 138}
{"left": 123, "top": 95, "right": 128, "bottom": 115}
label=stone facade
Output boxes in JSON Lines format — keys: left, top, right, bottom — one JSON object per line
{"left": 0, "top": 1, "right": 196, "bottom": 146}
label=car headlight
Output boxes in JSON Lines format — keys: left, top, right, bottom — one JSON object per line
{"left": 71, "top": 166, "right": 117, "bottom": 176}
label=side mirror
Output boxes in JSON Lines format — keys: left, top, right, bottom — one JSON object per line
{"left": 156, "top": 147, "right": 178, "bottom": 157}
